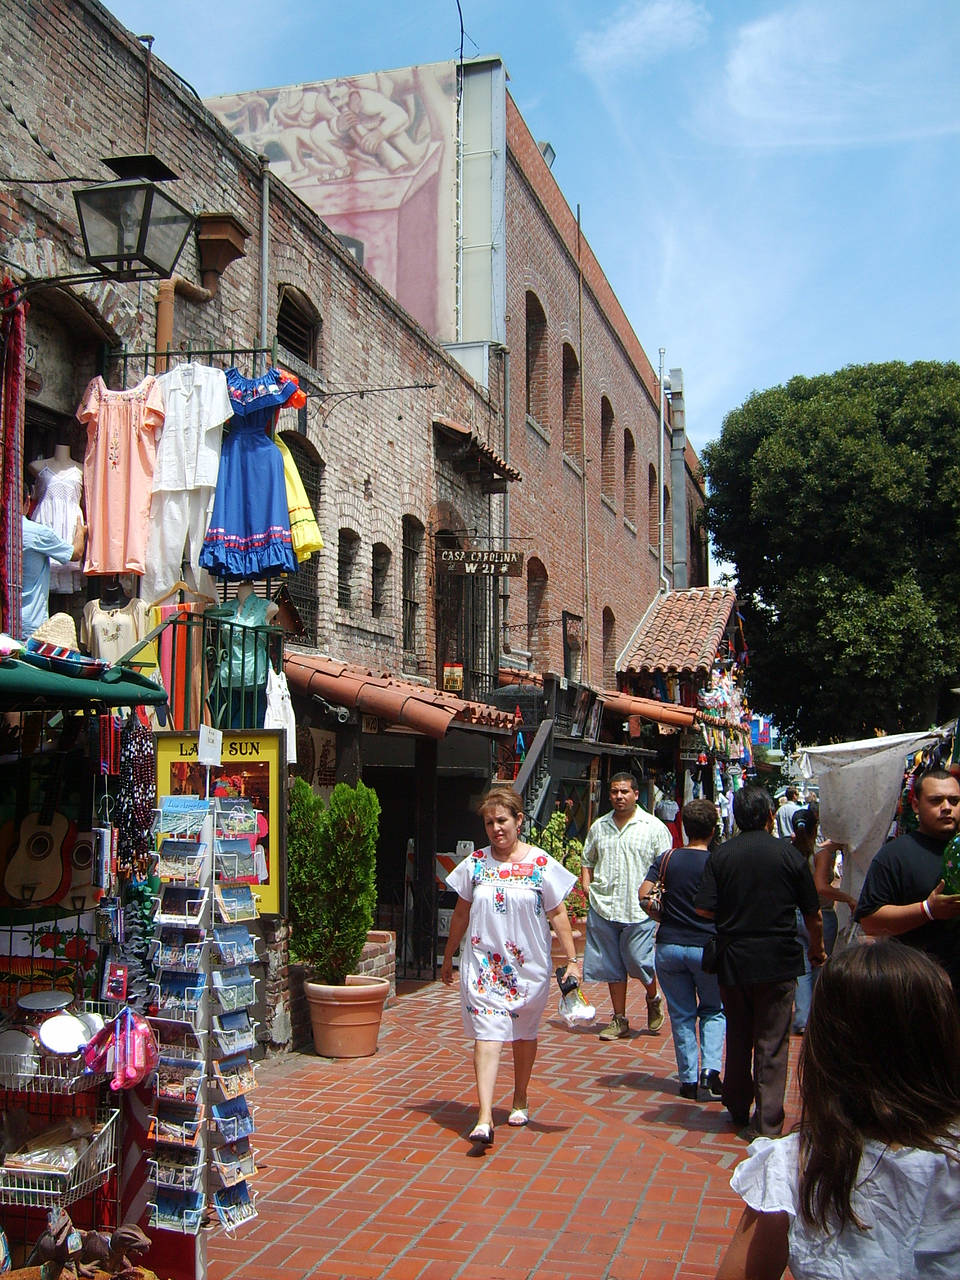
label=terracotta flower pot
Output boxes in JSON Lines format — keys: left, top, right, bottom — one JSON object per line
{"left": 303, "top": 974, "right": 390, "bottom": 1058}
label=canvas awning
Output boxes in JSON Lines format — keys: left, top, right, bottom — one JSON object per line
{"left": 0, "top": 657, "right": 168, "bottom": 712}
{"left": 284, "top": 652, "right": 519, "bottom": 739}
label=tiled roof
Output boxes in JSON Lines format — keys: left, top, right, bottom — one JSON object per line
{"left": 621, "top": 588, "right": 737, "bottom": 675}
{"left": 433, "top": 416, "right": 522, "bottom": 484}
{"left": 284, "top": 652, "right": 519, "bottom": 739}
{"left": 497, "top": 667, "right": 543, "bottom": 688}
{"left": 598, "top": 691, "right": 698, "bottom": 728}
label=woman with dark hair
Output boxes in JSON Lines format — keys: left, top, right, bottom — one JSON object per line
{"left": 638, "top": 798, "right": 725, "bottom": 1100}
{"left": 441, "top": 785, "right": 579, "bottom": 1145}
{"left": 716, "top": 940, "right": 960, "bottom": 1278}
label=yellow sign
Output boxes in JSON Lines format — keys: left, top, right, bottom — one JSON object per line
{"left": 155, "top": 729, "right": 286, "bottom": 916}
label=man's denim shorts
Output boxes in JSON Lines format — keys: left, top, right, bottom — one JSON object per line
{"left": 582, "top": 906, "right": 656, "bottom": 985}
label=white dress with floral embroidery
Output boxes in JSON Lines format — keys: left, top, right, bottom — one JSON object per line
{"left": 447, "top": 845, "right": 575, "bottom": 1041}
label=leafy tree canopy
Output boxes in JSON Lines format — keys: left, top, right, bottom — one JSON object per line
{"left": 702, "top": 361, "right": 960, "bottom": 745}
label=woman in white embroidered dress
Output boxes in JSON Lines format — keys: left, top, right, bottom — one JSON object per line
{"left": 441, "top": 786, "right": 580, "bottom": 1145}
{"left": 716, "top": 940, "right": 960, "bottom": 1279}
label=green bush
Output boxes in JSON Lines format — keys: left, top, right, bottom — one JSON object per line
{"left": 530, "top": 810, "right": 588, "bottom": 919}
{"left": 287, "top": 776, "right": 381, "bottom": 984}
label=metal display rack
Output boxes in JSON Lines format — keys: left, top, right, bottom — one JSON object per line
{"left": 145, "top": 795, "right": 260, "bottom": 1238}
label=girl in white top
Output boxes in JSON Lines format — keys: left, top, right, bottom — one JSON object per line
{"left": 717, "top": 940, "right": 960, "bottom": 1280}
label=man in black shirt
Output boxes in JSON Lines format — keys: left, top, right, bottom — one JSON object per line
{"left": 856, "top": 768, "right": 960, "bottom": 1000}
{"left": 695, "top": 786, "right": 824, "bottom": 1136}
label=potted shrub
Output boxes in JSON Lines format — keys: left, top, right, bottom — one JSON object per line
{"left": 530, "top": 810, "right": 588, "bottom": 960}
{"left": 288, "top": 776, "right": 388, "bottom": 1057}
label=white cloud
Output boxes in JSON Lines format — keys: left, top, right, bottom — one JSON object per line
{"left": 703, "top": 1, "right": 960, "bottom": 149}
{"left": 575, "top": 0, "right": 710, "bottom": 78}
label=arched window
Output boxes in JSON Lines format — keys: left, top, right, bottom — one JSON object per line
{"left": 525, "top": 292, "right": 548, "bottom": 425}
{"left": 622, "top": 430, "right": 636, "bottom": 524}
{"left": 600, "top": 397, "right": 615, "bottom": 499}
{"left": 371, "top": 542, "right": 391, "bottom": 618}
{"left": 663, "top": 486, "right": 673, "bottom": 567}
{"left": 526, "top": 557, "right": 548, "bottom": 662}
{"left": 647, "top": 463, "right": 658, "bottom": 546}
{"left": 562, "top": 343, "right": 582, "bottom": 460}
{"left": 602, "top": 607, "right": 616, "bottom": 688}
{"left": 401, "top": 515, "right": 424, "bottom": 659}
{"left": 337, "top": 529, "right": 360, "bottom": 609}
{"left": 277, "top": 285, "right": 321, "bottom": 369}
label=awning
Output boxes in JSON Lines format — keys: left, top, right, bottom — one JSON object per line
{"left": 598, "top": 691, "right": 698, "bottom": 728}
{"left": 433, "top": 416, "right": 522, "bottom": 493}
{"left": 0, "top": 657, "right": 169, "bottom": 712}
{"left": 284, "top": 652, "right": 519, "bottom": 739}
{"left": 620, "top": 587, "right": 737, "bottom": 675}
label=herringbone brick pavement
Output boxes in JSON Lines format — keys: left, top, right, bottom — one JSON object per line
{"left": 207, "top": 980, "right": 802, "bottom": 1280}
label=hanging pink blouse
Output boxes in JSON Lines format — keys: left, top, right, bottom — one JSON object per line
{"left": 78, "top": 376, "right": 164, "bottom": 575}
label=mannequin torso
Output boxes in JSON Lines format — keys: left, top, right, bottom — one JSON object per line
{"left": 30, "top": 443, "right": 78, "bottom": 476}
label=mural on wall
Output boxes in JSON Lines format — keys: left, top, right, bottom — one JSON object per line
{"left": 209, "top": 62, "right": 459, "bottom": 340}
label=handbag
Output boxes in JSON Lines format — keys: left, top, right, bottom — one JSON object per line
{"left": 701, "top": 933, "right": 719, "bottom": 974}
{"left": 639, "top": 849, "right": 673, "bottom": 922}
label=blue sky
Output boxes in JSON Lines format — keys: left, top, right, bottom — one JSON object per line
{"left": 106, "top": 0, "right": 960, "bottom": 461}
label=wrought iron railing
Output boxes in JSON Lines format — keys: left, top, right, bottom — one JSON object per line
{"left": 119, "top": 611, "right": 284, "bottom": 733}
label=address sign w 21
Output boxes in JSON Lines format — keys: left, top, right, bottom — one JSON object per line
{"left": 437, "top": 549, "right": 525, "bottom": 576}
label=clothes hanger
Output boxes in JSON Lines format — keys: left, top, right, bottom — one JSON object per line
{"left": 146, "top": 579, "right": 217, "bottom": 608}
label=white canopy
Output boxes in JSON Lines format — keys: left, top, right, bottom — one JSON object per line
{"left": 797, "top": 728, "right": 949, "bottom": 897}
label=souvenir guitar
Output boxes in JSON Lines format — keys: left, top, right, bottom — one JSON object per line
{"left": 64, "top": 831, "right": 104, "bottom": 911}
{"left": 2, "top": 754, "right": 74, "bottom": 906}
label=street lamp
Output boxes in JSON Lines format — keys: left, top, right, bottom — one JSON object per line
{"left": 2, "top": 154, "right": 195, "bottom": 311}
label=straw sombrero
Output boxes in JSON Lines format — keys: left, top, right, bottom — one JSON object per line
{"left": 30, "top": 612, "right": 79, "bottom": 650}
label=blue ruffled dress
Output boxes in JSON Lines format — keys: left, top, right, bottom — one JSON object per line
{"left": 199, "top": 368, "right": 298, "bottom": 580}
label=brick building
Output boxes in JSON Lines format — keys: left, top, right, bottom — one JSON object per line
{"left": 209, "top": 56, "right": 720, "bottom": 836}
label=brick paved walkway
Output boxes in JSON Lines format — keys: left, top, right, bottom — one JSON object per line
{"left": 208, "top": 981, "right": 802, "bottom": 1280}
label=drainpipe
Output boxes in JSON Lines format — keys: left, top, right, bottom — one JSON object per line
{"left": 155, "top": 277, "right": 214, "bottom": 372}
{"left": 577, "top": 205, "right": 592, "bottom": 678}
{"left": 155, "top": 213, "right": 250, "bottom": 372}
{"left": 658, "top": 347, "right": 669, "bottom": 595}
{"left": 257, "top": 156, "right": 270, "bottom": 375}
{"left": 500, "top": 345, "right": 511, "bottom": 655}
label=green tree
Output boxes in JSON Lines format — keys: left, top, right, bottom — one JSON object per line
{"left": 703, "top": 361, "right": 960, "bottom": 744}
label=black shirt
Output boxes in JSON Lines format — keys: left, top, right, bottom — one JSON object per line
{"left": 856, "top": 830, "right": 960, "bottom": 995}
{"left": 646, "top": 847, "right": 716, "bottom": 947}
{"left": 695, "top": 829, "right": 820, "bottom": 985}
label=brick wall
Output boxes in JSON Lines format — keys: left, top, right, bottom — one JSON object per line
{"left": 502, "top": 97, "right": 685, "bottom": 683}
{"left": 1, "top": 0, "right": 502, "bottom": 685}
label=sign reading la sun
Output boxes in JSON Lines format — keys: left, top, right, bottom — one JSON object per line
{"left": 154, "top": 729, "right": 285, "bottom": 917}
{"left": 437, "top": 549, "right": 524, "bottom": 576}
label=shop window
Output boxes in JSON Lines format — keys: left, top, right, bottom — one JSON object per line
{"left": 277, "top": 286, "right": 320, "bottom": 368}
{"left": 602, "top": 607, "right": 616, "bottom": 688}
{"left": 525, "top": 291, "right": 548, "bottom": 425}
{"left": 562, "top": 344, "right": 582, "bottom": 461}
{"left": 402, "top": 515, "right": 424, "bottom": 657}
{"left": 278, "top": 432, "right": 323, "bottom": 645}
{"left": 371, "top": 542, "right": 391, "bottom": 618}
{"left": 622, "top": 430, "right": 636, "bottom": 524}
{"left": 337, "top": 528, "right": 360, "bottom": 609}
{"left": 647, "top": 463, "right": 658, "bottom": 545}
{"left": 600, "top": 397, "right": 615, "bottom": 499}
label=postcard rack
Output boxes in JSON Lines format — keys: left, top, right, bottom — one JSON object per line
{"left": 146, "top": 793, "right": 261, "bottom": 1236}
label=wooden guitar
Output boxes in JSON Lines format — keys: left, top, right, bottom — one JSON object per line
{"left": 2, "top": 755, "right": 73, "bottom": 906}
{"left": 64, "top": 831, "right": 103, "bottom": 911}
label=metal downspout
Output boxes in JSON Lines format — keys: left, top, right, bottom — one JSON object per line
{"left": 257, "top": 157, "right": 270, "bottom": 375}
{"left": 500, "top": 346, "right": 511, "bottom": 655}
{"left": 658, "top": 347, "right": 669, "bottom": 594}
{"left": 577, "top": 206, "right": 592, "bottom": 679}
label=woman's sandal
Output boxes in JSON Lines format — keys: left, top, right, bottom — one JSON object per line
{"left": 507, "top": 1107, "right": 529, "bottom": 1127}
{"left": 467, "top": 1123, "right": 494, "bottom": 1144}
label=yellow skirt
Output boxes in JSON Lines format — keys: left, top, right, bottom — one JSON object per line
{"left": 276, "top": 437, "right": 324, "bottom": 562}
